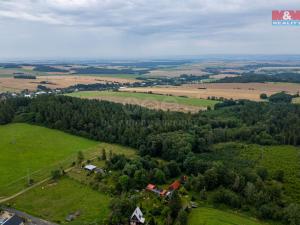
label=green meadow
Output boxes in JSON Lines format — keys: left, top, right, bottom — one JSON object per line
{"left": 8, "top": 178, "right": 110, "bottom": 225}
{"left": 189, "top": 207, "right": 270, "bottom": 225}
{"left": 67, "top": 91, "right": 219, "bottom": 108}
{"left": 0, "top": 123, "right": 136, "bottom": 197}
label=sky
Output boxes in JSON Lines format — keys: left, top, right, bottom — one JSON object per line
{"left": 0, "top": 0, "right": 299, "bottom": 60}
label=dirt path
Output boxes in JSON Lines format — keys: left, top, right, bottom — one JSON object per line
{"left": 0, "top": 166, "right": 75, "bottom": 204}
{"left": 0, "top": 177, "right": 51, "bottom": 204}
{"left": 0, "top": 151, "right": 102, "bottom": 204}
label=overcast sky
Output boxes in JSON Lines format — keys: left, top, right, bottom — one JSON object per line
{"left": 0, "top": 0, "right": 299, "bottom": 60}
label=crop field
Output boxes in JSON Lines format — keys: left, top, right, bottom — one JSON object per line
{"left": 0, "top": 123, "right": 136, "bottom": 197}
{"left": 0, "top": 75, "right": 137, "bottom": 92}
{"left": 8, "top": 178, "right": 110, "bottom": 225}
{"left": 122, "top": 82, "right": 300, "bottom": 101}
{"left": 189, "top": 207, "right": 270, "bottom": 225}
{"left": 67, "top": 91, "right": 219, "bottom": 113}
{"left": 0, "top": 66, "right": 143, "bottom": 78}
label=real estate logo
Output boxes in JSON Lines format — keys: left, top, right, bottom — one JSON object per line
{"left": 272, "top": 10, "right": 300, "bottom": 26}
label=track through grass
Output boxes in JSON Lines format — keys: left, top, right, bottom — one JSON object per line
{"left": 8, "top": 178, "right": 110, "bottom": 225}
{"left": 0, "top": 123, "right": 136, "bottom": 197}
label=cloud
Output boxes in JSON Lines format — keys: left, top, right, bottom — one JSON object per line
{"left": 0, "top": 0, "right": 299, "bottom": 59}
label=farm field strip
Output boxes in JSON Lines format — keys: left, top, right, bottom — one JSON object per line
{"left": 0, "top": 75, "right": 137, "bottom": 92}
{"left": 67, "top": 91, "right": 219, "bottom": 113}
{"left": 121, "top": 82, "right": 300, "bottom": 101}
{"left": 292, "top": 97, "right": 300, "bottom": 104}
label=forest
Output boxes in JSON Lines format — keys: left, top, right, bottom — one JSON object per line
{"left": 1, "top": 95, "right": 300, "bottom": 224}
{"left": 215, "top": 72, "right": 300, "bottom": 83}
{"left": 73, "top": 67, "right": 150, "bottom": 75}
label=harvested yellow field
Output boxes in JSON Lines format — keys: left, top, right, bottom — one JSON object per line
{"left": 0, "top": 75, "right": 136, "bottom": 92}
{"left": 122, "top": 83, "right": 300, "bottom": 101}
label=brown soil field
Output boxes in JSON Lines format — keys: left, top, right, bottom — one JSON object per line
{"left": 81, "top": 95, "right": 204, "bottom": 113}
{"left": 122, "top": 83, "right": 300, "bottom": 101}
{"left": 0, "top": 75, "right": 136, "bottom": 92}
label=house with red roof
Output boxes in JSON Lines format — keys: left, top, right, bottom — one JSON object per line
{"left": 169, "top": 180, "right": 181, "bottom": 191}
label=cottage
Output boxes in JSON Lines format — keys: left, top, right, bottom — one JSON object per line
{"left": 169, "top": 180, "right": 181, "bottom": 191}
{"left": 130, "top": 207, "right": 145, "bottom": 225}
{"left": 146, "top": 184, "right": 156, "bottom": 191}
{"left": 146, "top": 184, "right": 164, "bottom": 195}
{"left": 84, "top": 164, "right": 97, "bottom": 172}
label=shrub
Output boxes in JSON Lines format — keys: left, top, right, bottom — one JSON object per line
{"left": 212, "top": 187, "right": 241, "bottom": 208}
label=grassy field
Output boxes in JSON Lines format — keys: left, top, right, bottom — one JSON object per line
{"left": 189, "top": 207, "right": 270, "bottom": 225}
{"left": 67, "top": 91, "right": 219, "bottom": 108}
{"left": 8, "top": 178, "right": 110, "bottom": 225}
{"left": 292, "top": 97, "right": 300, "bottom": 104}
{"left": 0, "top": 123, "right": 136, "bottom": 197}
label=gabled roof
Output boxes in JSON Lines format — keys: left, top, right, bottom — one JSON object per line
{"left": 84, "top": 165, "right": 97, "bottom": 171}
{"left": 169, "top": 180, "right": 181, "bottom": 190}
{"left": 146, "top": 184, "right": 156, "bottom": 190}
{"left": 3, "top": 215, "right": 23, "bottom": 225}
{"left": 130, "top": 207, "right": 145, "bottom": 224}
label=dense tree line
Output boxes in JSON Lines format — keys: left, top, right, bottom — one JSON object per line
{"left": 73, "top": 67, "right": 150, "bottom": 75}
{"left": 13, "top": 75, "right": 36, "bottom": 79}
{"left": 1, "top": 95, "right": 300, "bottom": 153}
{"left": 215, "top": 72, "right": 300, "bottom": 83}
{"left": 1, "top": 95, "right": 300, "bottom": 224}
{"left": 99, "top": 148, "right": 299, "bottom": 225}
{"left": 33, "top": 65, "right": 69, "bottom": 72}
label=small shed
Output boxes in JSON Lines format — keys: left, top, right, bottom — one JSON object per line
{"left": 84, "top": 164, "right": 97, "bottom": 171}
{"left": 130, "top": 207, "right": 145, "bottom": 225}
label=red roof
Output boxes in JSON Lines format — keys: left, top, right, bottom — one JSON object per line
{"left": 146, "top": 184, "right": 156, "bottom": 190}
{"left": 169, "top": 180, "right": 181, "bottom": 190}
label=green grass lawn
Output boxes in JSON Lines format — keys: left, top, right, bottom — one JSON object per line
{"left": 189, "top": 207, "right": 270, "bottom": 225}
{"left": 0, "top": 123, "right": 136, "bottom": 197}
{"left": 67, "top": 91, "right": 219, "bottom": 108}
{"left": 8, "top": 178, "right": 110, "bottom": 225}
